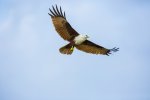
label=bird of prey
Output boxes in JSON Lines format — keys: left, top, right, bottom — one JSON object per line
{"left": 48, "top": 5, "right": 119, "bottom": 55}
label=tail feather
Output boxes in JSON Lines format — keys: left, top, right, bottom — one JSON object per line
{"left": 59, "top": 43, "right": 74, "bottom": 55}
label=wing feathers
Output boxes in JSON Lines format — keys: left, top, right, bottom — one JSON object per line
{"left": 48, "top": 13, "right": 53, "bottom": 17}
{"left": 52, "top": 5, "right": 59, "bottom": 16}
{"left": 49, "top": 8, "right": 56, "bottom": 16}
{"left": 49, "top": 5, "right": 66, "bottom": 18}
{"left": 64, "top": 12, "right": 66, "bottom": 19}
{"left": 60, "top": 6, "right": 64, "bottom": 18}
{"left": 76, "top": 40, "right": 119, "bottom": 55}
{"left": 55, "top": 5, "right": 61, "bottom": 16}
{"left": 75, "top": 40, "right": 110, "bottom": 55}
{"left": 49, "top": 5, "right": 79, "bottom": 41}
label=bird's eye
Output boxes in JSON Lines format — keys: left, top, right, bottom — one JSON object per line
{"left": 86, "top": 35, "right": 89, "bottom": 38}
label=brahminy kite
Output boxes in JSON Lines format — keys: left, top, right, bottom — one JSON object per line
{"left": 48, "top": 5, "right": 119, "bottom": 55}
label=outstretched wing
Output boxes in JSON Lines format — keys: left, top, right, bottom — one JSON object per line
{"left": 75, "top": 40, "right": 119, "bottom": 55}
{"left": 48, "top": 5, "right": 79, "bottom": 41}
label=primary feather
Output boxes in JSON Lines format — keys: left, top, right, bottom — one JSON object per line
{"left": 48, "top": 5, "right": 79, "bottom": 41}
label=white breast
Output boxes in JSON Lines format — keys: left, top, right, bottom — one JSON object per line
{"left": 74, "top": 35, "right": 87, "bottom": 45}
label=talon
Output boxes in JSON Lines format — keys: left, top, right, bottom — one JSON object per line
{"left": 70, "top": 46, "right": 74, "bottom": 51}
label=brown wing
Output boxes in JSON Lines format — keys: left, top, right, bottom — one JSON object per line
{"left": 75, "top": 40, "right": 111, "bottom": 55}
{"left": 48, "top": 5, "right": 79, "bottom": 41}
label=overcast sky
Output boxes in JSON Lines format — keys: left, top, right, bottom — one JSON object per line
{"left": 0, "top": 0, "right": 150, "bottom": 100}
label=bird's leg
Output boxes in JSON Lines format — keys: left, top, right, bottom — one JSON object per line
{"left": 70, "top": 45, "right": 74, "bottom": 51}
{"left": 69, "top": 40, "right": 75, "bottom": 51}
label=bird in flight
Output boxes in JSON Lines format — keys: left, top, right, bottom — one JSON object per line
{"left": 48, "top": 5, "right": 119, "bottom": 56}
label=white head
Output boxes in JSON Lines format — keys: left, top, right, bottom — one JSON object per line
{"left": 80, "top": 34, "right": 89, "bottom": 39}
{"left": 74, "top": 34, "right": 89, "bottom": 45}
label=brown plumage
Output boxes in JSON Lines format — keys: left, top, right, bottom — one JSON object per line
{"left": 48, "top": 5, "right": 119, "bottom": 56}
{"left": 75, "top": 40, "right": 110, "bottom": 55}
{"left": 49, "top": 5, "right": 78, "bottom": 41}
{"left": 59, "top": 43, "right": 73, "bottom": 55}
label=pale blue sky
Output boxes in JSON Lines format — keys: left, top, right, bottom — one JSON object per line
{"left": 0, "top": 0, "right": 150, "bottom": 100}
